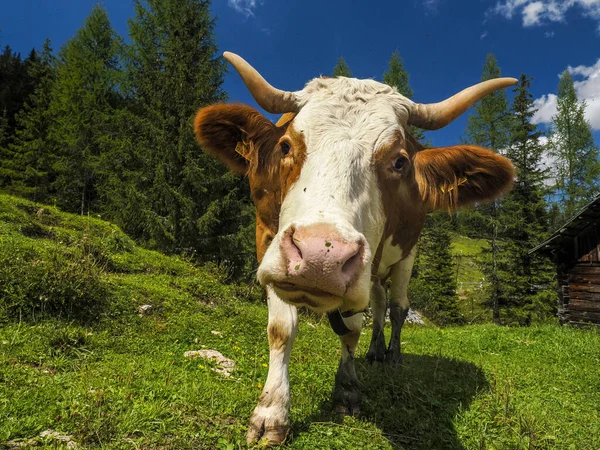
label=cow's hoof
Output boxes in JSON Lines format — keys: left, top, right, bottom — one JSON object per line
{"left": 246, "top": 408, "right": 290, "bottom": 447}
{"left": 365, "top": 348, "right": 385, "bottom": 364}
{"left": 385, "top": 348, "right": 403, "bottom": 368}
{"left": 332, "top": 386, "right": 361, "bottom": 417}
{"left": 334, "top": 402, "right": 361, "bottom": 417}
{"left": 365, "top": 336, "right": 386, "bottom": 363}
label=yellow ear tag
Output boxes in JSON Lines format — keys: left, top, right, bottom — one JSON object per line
{"left": 235, "top": 141, "right": 251, "bottom": 159}
{"left": 440, "top": 176, "right": 467, "bottom": 193}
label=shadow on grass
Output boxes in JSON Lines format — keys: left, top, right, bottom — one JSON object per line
{"left": 292, "top": 353, "right": 488, "bottom": 449}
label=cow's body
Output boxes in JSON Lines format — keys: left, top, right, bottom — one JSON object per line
{"left": 194, "top": 52, "right": 516, "bottom": 445}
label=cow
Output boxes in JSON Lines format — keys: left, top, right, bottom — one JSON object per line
{"left": 194, "top": 52, "right": 516, "bottom": 446}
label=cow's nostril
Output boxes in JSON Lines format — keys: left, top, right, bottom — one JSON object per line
{"left": 281, "top": 226, "right": 303, "bottom": 266}
{"left": 291, "top": 236, "right": 303, "bottom": 260}
{"left": 341, "top": 244, "right": 363, "bottom": 278}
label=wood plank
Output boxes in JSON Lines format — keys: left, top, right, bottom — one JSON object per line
{"left": 567, "top": 310, "right": 600, "bottom": 323}
{"left": 568, "top": 274, "right": 600, "bottom": 283}
{"left": 569, "top": 290, "right": 600, "bottom": 302}
{"left": 568, "top": 300, "right": 600, "bottom": 311}
{"left": 570, "top": 265, "right": 600, "bottom": 275}
{"left": 568, "top": 284, "right": 600, "bottom": 293}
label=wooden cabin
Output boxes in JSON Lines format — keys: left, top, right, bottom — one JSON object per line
{"left": 530, "top": 194, "right": 600, "bottom": 327}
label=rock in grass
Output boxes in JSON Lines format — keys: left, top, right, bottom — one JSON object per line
{"left": 6, "top": 430, "right": 78, "bottom": 449}
{"left": 138, "top": 304, "right": 153, "bottom": 316}
{"left": 184, "top": 349, "right": 235, "bottom": 377}
{"left": 406, "top": 309, "right": 425, "bottom": 325}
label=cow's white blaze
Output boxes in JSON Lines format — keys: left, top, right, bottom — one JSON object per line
{"left": 257, "top": 77, "right": 416, "bottom": 311}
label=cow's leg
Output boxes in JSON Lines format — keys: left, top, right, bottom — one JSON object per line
{"left": 247, "top": 286, "right": 298, "bottom": 446}
{"left": 366, "top": 280, "right": 387, "bottom": 363}
{"left": 386, "top": 248, "right": 416, "bottom": 367}
{"left": 332, "top": 311, "right": 363, "bottom": 416}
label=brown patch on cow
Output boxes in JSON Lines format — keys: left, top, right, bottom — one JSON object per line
{"left": 268, "top": 321, "right": 289, "bottom": 351}
{"left": 372, "top": 132, "right": 427, "bottom": 276}
{"left": 414, "top": 145, "right": 515, "bottom": 211}
{"left": 279, "top": 125, "right": 307, "bottom": 197}
{"left": 194, "top": 104, "right": 280, "bottom": 175}
{"left": 194, "top": 104, "right": 298, "bottom": 261}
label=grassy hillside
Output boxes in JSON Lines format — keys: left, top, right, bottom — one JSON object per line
{"left": 1, "top": 194, "right": 600, "bottom": 449}
{"left": 451, "top": 234, "right": 488, "bottom": 285}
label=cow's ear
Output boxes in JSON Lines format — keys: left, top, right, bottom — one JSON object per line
{"left": 414, "top": 145, "right": 515, "bottom": 211}
{"left": 194, "top": 103, "right": 279, "bottom": 174}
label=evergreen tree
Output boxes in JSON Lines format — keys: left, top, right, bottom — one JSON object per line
{"left": 332, "top": 56, "right": 352, "bottom": 77}
{"left": 0, "top": 45, "right": 40, "bottom": 136}
{"left": 462, "top": 54, "right": 512, "bottom": 323}
{"left": 1, "top": 39, "right": 56, "bottom": 201}
{"left": 47, "top": 5, "right": 124, "bottom": 214}
{"left": 383, "top": 50, "right": 412, "bottom": 98}
{"left": 382, "top": 49, "right": 426, "bottom": 142}
{"left": 547, "top": 70, "right": 600, "bottom": 223}
{"left": 123, "top": 0, "right": 253, "bottom": 275}
{"left": 0, "top": 108, "right": 7, "bottom": 149}
{"left": 411, "top": 212, "right": 462, "bottom": 325}
{"left": 495, "top": 74, "right": 557, "bottom": 324}
{"left": 463, "top": 54, "right": 512, "bottom": 150}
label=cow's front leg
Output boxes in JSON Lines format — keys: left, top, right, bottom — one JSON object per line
{"left": 247, "top": 286, "right": 298, "bottom": 446}
{"left": 332, "top": 311, "right": 363, "bottom": 416}
{"left": 386, "top": 248, "right": 416, "bottom": 367}
{"left": 366, "top": 280, "right": 387, "bottom": 363}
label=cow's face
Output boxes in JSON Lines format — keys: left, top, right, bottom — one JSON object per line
{"left": 195, "top": 53, "right": 516, "bottom": 313}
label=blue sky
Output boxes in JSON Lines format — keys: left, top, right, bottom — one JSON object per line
{"left": 1, "top": 0, "right": 599, "bottom": 147}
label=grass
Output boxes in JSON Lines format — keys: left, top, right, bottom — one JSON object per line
{"left": 451, "top": 234, "right": 487, "bottom": 285}
{"left": 1, "top": 194, "right": 600, "bottom": 449}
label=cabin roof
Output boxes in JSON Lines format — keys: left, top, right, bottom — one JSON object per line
{"left": 530, "top": 194, "right": 600, "bottom": 256}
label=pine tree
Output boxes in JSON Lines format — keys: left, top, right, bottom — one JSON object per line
{"left": 547, "top": 70, "right": 600, "bottom": 223}
{"left": 383, "top": 50, "right": 412, "bottom": 97}
{"left": 463, "top": 54, "right": 512, "bottom": 150}
{"left": 2, "top": 39, "right": 56, "bottom": 201}
{"left": 123, "top": 0, "right": 253, "bottom": 275}
{"left": 0, "top": 108, "right": 7, "bottom": 149}
{"left": 48, "top": 5, "right": 124, "bottom": 214}
{"left": 411, "top": 212, "right": 462, "bottom": 325}
{"left": 382, "top": 49, "right": 426, "bottom": 142}
{"left": 0, "top": 45, "right": 39, "bottom": 136}
{"left": 332, "top": 56, "right": 352, "bottom": 77}
{"left": 496, "top": 74, "right": 557, "bottom": 324}
{"left": 462, "top": 54, "right": 512, "bottom": 323}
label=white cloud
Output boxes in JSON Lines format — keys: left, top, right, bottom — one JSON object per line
{"left": 480, "top": 31, "right": 489, "bottom": 39}
{"left": 489, "top": 0, "right": 600, "bottom": 27}
{"left": 523, "top": 1, "right": 545, "bottom": 25}
{"left": 227, "top": 0, "right": 261, "bottom": 17}
{"left": 532, "top": 93, "right": 558, "bottom": 123}
{"left": 531, "top": 59, "right": 600, "bottom": 130}
{"left": 544, "top": 30, "right": 556, "bottom": 36}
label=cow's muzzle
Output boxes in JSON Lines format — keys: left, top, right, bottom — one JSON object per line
{"left": 269, "top": 223, "right": 367, "bottom": 309}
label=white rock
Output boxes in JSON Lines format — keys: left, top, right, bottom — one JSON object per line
{"left": 138, "top": 304, "right": 153, "bottom": 316}
{"left": 406, "top": 309, "right": 425, "bottom": 325}
{"left": 184, "top": 349, "right": 235, "bottom": 377}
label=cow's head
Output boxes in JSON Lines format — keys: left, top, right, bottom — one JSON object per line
{"left": 195, "top": 52, "right": 515, "bottom": 313}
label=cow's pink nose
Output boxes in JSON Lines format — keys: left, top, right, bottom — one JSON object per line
{"left": 279, "top": 224, "right": 366, "bottom": 297}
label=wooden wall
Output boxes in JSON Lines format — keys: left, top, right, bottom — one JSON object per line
{"left": 559, "top": 262, "right": 600, "bottom": 327}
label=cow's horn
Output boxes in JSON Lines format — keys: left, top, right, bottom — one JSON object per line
{"left": 408, "top": 78, "right": 518, "bottom": 130}
{"left": 224, "top": 52, "right": 299, "bottom": 114}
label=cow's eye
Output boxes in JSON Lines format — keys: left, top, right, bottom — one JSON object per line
{"left": 280, "top": 141, "right": 291, "bottom": 156}
{"left": 393, "top": 157, "right": 406, "bottom": 171}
